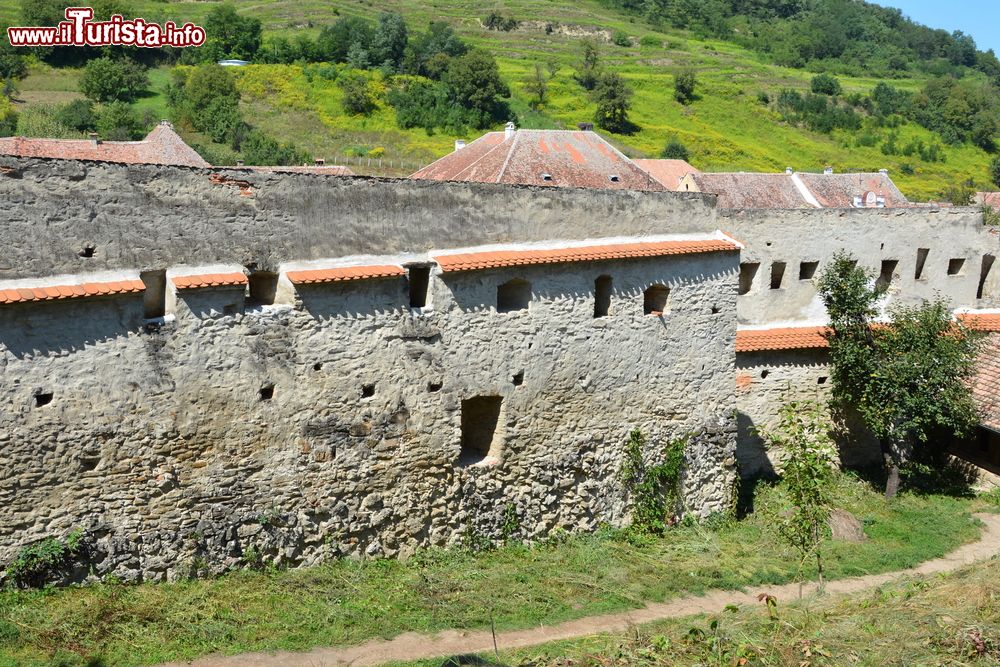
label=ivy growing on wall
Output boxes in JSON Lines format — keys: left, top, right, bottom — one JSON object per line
{"left": 618, "top": 429, "right": 686, "bottom": 534}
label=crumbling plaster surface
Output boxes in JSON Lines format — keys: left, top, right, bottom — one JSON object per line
{"left": 722, "top": 207, "right": 1000, "bottom": 325}
{"left": 0, "top": 159, "right": 737, "bottom": 583}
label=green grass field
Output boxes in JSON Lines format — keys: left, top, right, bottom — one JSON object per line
{"left": 0, "top": 474, "right": 987, "bottom": 666}
{"left": 2, "top": 0, "right": 995, "bottom": 197}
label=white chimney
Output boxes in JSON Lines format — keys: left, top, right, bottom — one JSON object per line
{"left": 504, "top": 121, "right": 516, "bottom": 140}
{"left": 879, "top": 168, "right": 889, "bottom": 176}
{"left": 454, "top": 139, "right": 466, "bottom": 151}
{"left": 785, "top": 167, "right": 793, "bottom": 175}
{"left": 824, "top": 166, "right": 833, "bottom": 175}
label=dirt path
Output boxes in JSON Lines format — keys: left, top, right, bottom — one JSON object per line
{"left": 161, "top": 513, "right": 1000, "bottom": 667}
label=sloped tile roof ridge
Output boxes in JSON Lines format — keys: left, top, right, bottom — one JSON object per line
{"left": 0, "top": 270, "right": 144, "bottom": 305}
{"left": 735, "top": 324, "right": 831, "bottom": 352}
{"left": 168, "top": 265, "right": 248, "bottom": 289}
{"left": 409, "top": 131, "right": 504, "bottom": 178}
{"left": 956, "top": 309, "right": 1000, "bottom": 332}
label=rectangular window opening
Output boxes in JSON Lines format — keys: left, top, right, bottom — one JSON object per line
{"left": 140, "top": 269, "right": 166, "bottom": 319}
{"left": 643, "top": 284, "right": 670, "bottom": 316}
{"left": 407, "top": 265, "right": 431, "bottom": 309}
{"left": 948, "top": 258, "right": 966, "bottom": 276}
{"left": 459, "top": 396, "right": 504, "bottom": 467}
{"left": 738, "top": 262, "right": 759, "bottom": 296}
{"left": 799, "top": 261, "right": 819, "bottom": 281}
{"left": 594, "top": 275, "right": 612, "bottom": 318}
{"left": 770, "top": 262, "right": 786, "bottom": 290}
{"left": 247, "top": 271, "right": 279, "bottom": 306}
{"left": 915, "top": 248, "right": 929, "bottom": 280}
{"left": 978, "top": 255, "right": 995, "bottom": 299}
{"left": 876, "top": 259, "right": 898, "bottom": 290}
{"left": 497, "top": 279, "right": 531, "bottom": 313}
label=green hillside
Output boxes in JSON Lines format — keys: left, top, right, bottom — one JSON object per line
{"left": 2, "top": 0, "right": 997, "bottom": 200}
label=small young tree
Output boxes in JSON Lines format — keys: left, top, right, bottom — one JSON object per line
{"left": 810, "top": 73, "right": 842, "bottom": 96}
{"left": 523, "top": 62, "right": 549, "bottom": 108}
{"left": 817, "top": 252, "right": 981, "bottom": 499}
{"left": 592, "top": 71, "right": 633, "bottom": 133}
{"left": 574, "top": 40, "right": 600, "bottom": 91}
{"left": 661, "top": 137, "right": 690, "bottom": 161}
{"left": 762, "top": 401, "right": 836, "bottom": 590}
{"left": 674, "top": 69, "right": 697, "bottom": 104}
{"left": 339, "top": 73, "right": 376, "bottom": 115}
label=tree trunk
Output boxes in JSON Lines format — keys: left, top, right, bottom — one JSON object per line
{"left": 880, "top": 438, "right": 902, "bottom": 500}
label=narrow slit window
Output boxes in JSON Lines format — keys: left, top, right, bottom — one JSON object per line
{"left": 799, "top": 261, "right": 818, "bottom": 280}
{"left": 948, "top": 258, "right": 966, "bottom": 276}
{"left": 594, "top": 275, "right": 612, "bottom": 318}
{"left": 407, "top": 265, "right": 431, "bottom": 309}
{"left": 915, "top": 248, "right": 929, "bottom": 280}
{"left": 770, "top": 262, "right": 786, "bottom": 290}
{"left": 876, "top": 259, "right": 898, "bottom": 290}
{"left": 459, "top": 396, "right": 504, "bottom": 467}
{"left": 247, "top": 271, "right": 278, "bottom": 306}
{"left": 140, "top": 269, "right": 166, "bottom": 319}
{"left": 643, "top": 284, "right": 670, "bottom": 315}
{"left": 497, "top": 279, "right": 531, "bottom": 313}
{"left": 738, "top": 262, "right": 759, "bottom": 295}
{"left": 979, "top": 255, "right": 996, "bottom": 299}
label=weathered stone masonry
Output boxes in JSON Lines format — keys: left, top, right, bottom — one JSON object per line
{"left": 0, "top": 159, "right": 738, "bottom": 583}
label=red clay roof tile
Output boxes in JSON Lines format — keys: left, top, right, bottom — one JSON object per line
{"left": 958, "top": 312, "right": 1000, "bottom": 332}
{"left": 286, "top": 265, "right": 405, "bottom": 284}
{"left": 735, "top": 326, "right": 831, "bottom": 352}
{"left": 971, "top": 332, "right": 1000, "bottom": 431}
{"left": 431, "top": 238, "right": 738, "bottom": 273}
{"left": 0, "top": 279, "right": 144, "bottom": 305}
{"left": 171, "top": 272, "right": 248, "bottom": 290}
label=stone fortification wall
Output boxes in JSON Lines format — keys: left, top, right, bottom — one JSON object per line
{"left": 0, "top": 158, "right": 737, "bottom": 583}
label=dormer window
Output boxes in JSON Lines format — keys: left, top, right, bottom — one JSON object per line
{"left": 609, "top": 174, "right": 620, "bottom": 182}
{"left": 541, "top": 173, "right": 553, "bottom": 182}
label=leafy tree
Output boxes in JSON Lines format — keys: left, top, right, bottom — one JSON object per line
{"left": 674, "top": 69, "right": 697, "bottom": 104}
{"left": 940, "top": 178, "right": 976, "bottom": 205}
{"left": 201, "top": 4, "right": 262, "bottom": 61}
{"left": 370, "top": 12, "right": 408, "bottom": 70}
{"left": 661, "top": 137, "right": 690, "bottom": 161}
{"left": 523, "top": 62, "right": 550, "bottom": 109}
{"left": 0, "top": 26, "right": 27, "bottom": 80}
{"left": 346, "top": 43, "right": 370, "bottom": 70}
{"left": 592, "top": 71, "right": 633, "bottom": 133}
{"left": 762, "top": 401, "right": 836, "bottom": 588}
{"left": 0, "top": 95, "right": 17, "bottom": 136}
{"left": 95, "top": 100, "right": 140, "bottom": 140}
{"left": 55, "top": 99, "right": 96, "bottom": 132}
{"left": 990, "top": 156, "right": 1000, "bottom": 189}
{"left": 79, "top": 57, "right": 148, "bottom": 103}
{"left": 443, "top": 50, "right": 511, "bottom": 129}
{"left": 172, "top": 64, "right": 245, "bottom": 145}
{"left": 316, "top": 16, "right": 373, "bottom": 63}
{"left": 339, "top": 73, "right": 375, "bottom": 115}
{"left": 240, "top": 129, "right": 308, "bottom": 166}
{"left": 816, "top": 252, "right": 981, "bottom": 499}
{"left": 574, "top": 40, "right": 601, "bottom": 91}
{"left": 403, "top": 21, "right": 467, "bottom": 78}
{"left": 810, "top": 73, "right": 842, "bottom": 96}
{"left": 612, "top": 30, "right": 631, "bottom": 47}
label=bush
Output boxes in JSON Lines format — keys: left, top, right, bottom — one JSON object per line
{"left": 661, "top": 137, "right": 690, "bottom": 161}
{"left": 483, "top": 11, "right": 518, "bottom": 32}
{"left": 240, "top": 129, "right": 308, "bottom": 166}
{"left": 339, "top": 73, "right": 375, "bottom": 115}
{"left": 172, "top": 65, "right": 246, "bottom": 146}
{"left": 56, "top": 99, "right": 96, "bottom": 133}
{"left": 80, "top": 57, "right": 149, "bottom": 103}
{"left": 592, "top": 71, "right": 633, "bottom": 133}
{"left": 674, "top": 69, "right": 697, "bottom": 104}
{"left": 4, "top": 529, "right": 85, "bottom": 588}
{"left": 757, "top": 90, "right": 770, "bottom": 105}
{"left": 96, "top": 101, "right": 140, "bottom": 140}
{"left": 811, "top": 73, "right": 842, "bottom": 96}
{"left": 0, "top": 95, "right": 16, "bottom": 136}
{"left": 612, "top": 31, "right": 631, "bottom": 47}
{"left": 639, "top": 35, "right": 661, "bottom": 48}
{"left": 990, "top": 156, "right": 1000, "bottom": 188}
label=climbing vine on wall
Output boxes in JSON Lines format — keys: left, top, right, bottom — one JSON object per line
{"left": 618, "top": 429, "right": 686, "bottom": 534}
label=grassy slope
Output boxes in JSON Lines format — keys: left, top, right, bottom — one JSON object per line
{"left": 0, "top": 475, "right": 985, "bottom": 666}
{"left": 3, "top": 0, "right": 993, "bottom": 197}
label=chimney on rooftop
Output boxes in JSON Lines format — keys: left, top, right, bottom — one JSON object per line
{"left": 824, "top": 166, "right": 833, "bottom": 175}
{"left": 504, "top": 121, "right": 516, "bottom": 140}
{"left": 454, "top": 139, "right": 466, "bottom": 152}
{"left": 879, "top": 168, "right": 889, "bottom": 176}
{"left": 236, "top": 159, "right": 244, "bottom": 167}
{"left": 87, "top": 132, "right": 100, "bottom": 146}
{"left": 314, "top": 158, "right": 325, "bottom": 166}
{"left": 785, "top": 167, "right": 793, "bottom": 175}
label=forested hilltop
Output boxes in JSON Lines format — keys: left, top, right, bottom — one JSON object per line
{"left": 1, "top": 0, "right": 999, "bottom": 201}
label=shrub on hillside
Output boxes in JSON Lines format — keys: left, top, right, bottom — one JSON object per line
{"left": 339, "top": 73, "right": 376, "bottom": 115}
{"left": 0, "top": 95, "right": 17, "bottom": 136}
{"left": 661, "top": 138, "right": 690, "bottom": 161}
{"left": 810, "top": 73, "right": 842, "bottom": 96}
{"left": 80, "top": 56, "right": 149, "bottom": 103}
{"left": 483, "top": 11, "right": 518, "bottom": 32}
{"left": 240, "top": 129, "right": 309, "bottom": 166}
{"left": 55, "top": 99, "right": 96, "bottom": 133}
{"left": 592, "top": 71, "right": 633, "bottom": 134}
{"left": 674, "top": 69, "right": 697, "bottom": 104}
{"left": 95, "top": 101, "right": 141, "bottom": 140}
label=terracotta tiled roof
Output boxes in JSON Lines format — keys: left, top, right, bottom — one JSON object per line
{"left": 976, "top": 192, "right": 1000, "bottom": 209}
{"left": 735, "top": 326, "right": 831, "bottom": 352}
{"left": 0, "top": 122, "right": 210, "bottom": 168}
{"left": 432, "top": 238, "right": 739, "bottom": 273}
{"left": 0, "top": 279, "right": 144, "bottom": 304}
{"left": 410, "top": 129, "right": 665, "bottom": 191}
{"left": 171, "top": 273, "right": 248, "bottom": 289}
{"left": 957, "top": 312, "right": 1000, "bottom": 332}
{"left": 632, "top": 159, "right": 700, "bottom": 191}
{"left": 286, "top": 265, "right": 405, "bottom": 284}
{"left": 242, "top": 165, "right": 354, "bottom": 176}
{"left": 796, "top": 172, "right": 910, "bottom": 208}
{"left": 685, "top": 171, "right": 911, "bottom": 209}
{"left": 971, "top": 333, "right": 1000, "bottom": 432}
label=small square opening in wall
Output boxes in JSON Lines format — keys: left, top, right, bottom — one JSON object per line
{"left": 512, "top": 371, "right": 524, "bottom": 386}
{"left": 361, "top": 383, "right": 375, "bottom": 398}
{"left": 643, "top": 284, "right": 669, "bottom": 315}
{"left": 799, "top": 261, "right": 819, "bottom": 280}
{"left": 738, "top": 263, "right": 759, "bottom": 295}
{"left": 34, "top": 391, "right": 53, "bottom": 407}
{"left": 497, "top": 279, "right": 531, "bottom": 313}
{"left": 818, "top": 376, "right": 828, "bottom": 385}
{"left": 459, "top": 396, "right": 504, "bottom": 467}
{"left": 770, "top": 262, "right": 786, "bottom": 290}
{"left": 407, "top": 265, "right": 431, "bottom": 309}
{"left": 428, "top": 381, "right": 443, "bottom": 393}
{"left": 259, "top": 384, "right": 274, "bottom": 401}
{"left": 247, "top": 271, "right": 279, "bottom": 306}
{"left": 948, "top": 258, "right": 966, "bottom": 276}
